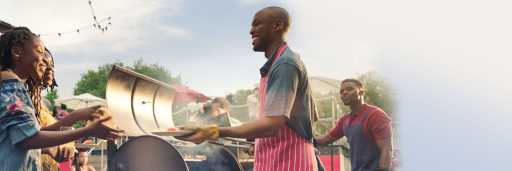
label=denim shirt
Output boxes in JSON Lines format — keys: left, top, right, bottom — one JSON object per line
{"left": 0, "top": 79, "right": 41, "bottom": 171}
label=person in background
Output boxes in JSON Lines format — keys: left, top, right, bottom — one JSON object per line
{"left": 190, "top": 102, "right": 218, "bottom": 124}
{"left": 55, "top": 104, "right": 70, "bottom": 120}
{"left": 212, "top": 96, "right": 243, "bottom": 126}
{"left": 0, "top": 26, "right": 123, "bottom": 171}
{"left": 190, "top": 97, "right": 234, "bottom": 127}
{"left": 71, "top": 150, "right": 96, "bottom": 171}
{"left": 315, "top": 79, "right": 393, "bottom": 171}
{"left": 211, "top": 97, "right": 230, "bottom": 115}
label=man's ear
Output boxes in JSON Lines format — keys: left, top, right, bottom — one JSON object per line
{"left": 273, "top": 20, "right": 284, "bottom": 32}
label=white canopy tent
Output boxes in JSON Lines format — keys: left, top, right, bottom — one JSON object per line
{"left": 55, "top": 93, "right": 106, "bottom": 110}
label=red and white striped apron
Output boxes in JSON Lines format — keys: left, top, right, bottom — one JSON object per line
{"left": 254, "top": 44, "right": 317, "bottom": 171}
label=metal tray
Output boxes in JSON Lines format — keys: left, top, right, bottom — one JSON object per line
{"left": 151, "top": 130, "right": 195, "bottom": 137}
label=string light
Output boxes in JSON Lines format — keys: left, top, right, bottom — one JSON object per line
{"left": 38, "top": 0, "right": 112, "bottom": 38}
{"left": 88, "top": 0, "right": 111, "bottom": 34}
{"left": 38, "top": 17, "right": 112, "bottom": 38}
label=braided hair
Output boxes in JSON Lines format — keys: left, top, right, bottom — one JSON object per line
{"left": 0, "top": 27, "right": 38, "bottom": 70}
{"left": 27, "top": 76, "right": 43, "bottom": 122}
{"left": 0, "top": 27, "right": 45, "bottom": 121}
{"left": 27, "top": 48, "right": 60, "bottom": 124}
{"left": 27, "top": 48, "right": 59, "bottom": 123}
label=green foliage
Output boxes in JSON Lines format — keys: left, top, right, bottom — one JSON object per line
{"left": 73, "top": 59, "right": 181, "bottom": 98}
{"left": 312, "top": 90, "right": 343, "bottom": 136}
{"left": 314, "top": 120, "right": 333, "bottom": 135}
{"left": 44, "top": 89, "right": 59, "bottom": 107}
{"left": 73, "top": 63, "right": 117, "bottom": 98}
{"left": 358, "top": 71, "right": 394, "bottom": 115}
{"left": 132, "top": 60, "right": 181, "bottom": 85}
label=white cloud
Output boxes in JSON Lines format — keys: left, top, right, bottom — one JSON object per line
{"left": 155, "top": 24, "right": 193, "bottom": 38}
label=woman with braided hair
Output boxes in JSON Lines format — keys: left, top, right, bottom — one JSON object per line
{"left": 30, "top": 48, "right": 58, "bottom": 129}
{"left": 0, "top": 26, "right": 123, "bottom": 171}
{"left": 28, "top": 49, "right": 74, "bottom": 171}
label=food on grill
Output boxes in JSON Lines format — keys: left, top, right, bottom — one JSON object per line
{"left": 167, "top": 127, "right": 179, "bottom": 132}
{"left": 182, "top": 154, "right": 207, "bottom": 161}
{"left": 83, "top": 139, "right": 94, "bottom": 144}
{"left": 151, "top": 127, "right": 195, "bottom": 137}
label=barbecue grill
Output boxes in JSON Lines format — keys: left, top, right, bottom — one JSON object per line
{"left": 105, "top": 65, "right": 253, "bottom": 171}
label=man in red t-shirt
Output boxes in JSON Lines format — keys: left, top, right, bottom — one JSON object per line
{"left": 315, "top": 79, "right": 393, "bottom": 171}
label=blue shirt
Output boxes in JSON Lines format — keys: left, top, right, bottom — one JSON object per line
{"left": 0, "top": 79, "right": 41, "bottom": 171}
{"left": 263, "top": 47, "right": 318, "bottom": 142}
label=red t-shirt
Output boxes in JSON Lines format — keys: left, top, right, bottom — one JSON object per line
{"left": 328, "top": 104, "right": 392, "bottom": 140}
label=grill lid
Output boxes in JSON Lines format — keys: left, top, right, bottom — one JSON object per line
{"left": 106, "top": 65, "right": 176, "bottom": 136}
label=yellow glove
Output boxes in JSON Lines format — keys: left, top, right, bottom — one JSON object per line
{"left": 182, "top": 125, "right": 220, "bottom": 144}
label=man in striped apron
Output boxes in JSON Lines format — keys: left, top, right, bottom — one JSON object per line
{"left": 184, "top": 6, "right": 321, "bottom": 171}
{"left": 315, "top": 79, "right": 393, "bottom": 171}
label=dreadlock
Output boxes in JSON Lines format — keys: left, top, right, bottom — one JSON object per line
{"left": 0, "top": 26, "right": 38, "bottom": 70}
{"left": 27, "top": 48, "right": 60, "bottom": 123}
{"left": 0, "top": 27, "right": 44, "bottom": 121}
{"left": 29, "top": 48, "right": 59, "bottom": 123}
{"left": 27, "top": 79, "right": 43, "bottom": 122}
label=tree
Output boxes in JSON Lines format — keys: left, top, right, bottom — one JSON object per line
{"left": 44, "top": 89, "right": 59, "bottom": 110}
{"left": 73, "top": 60, "right": 181, "bottom": 98}
{"left": 358, "top": 71, "right": 394, "bottom": 115}
{"left": 132, "top": 60, "right": 180, "bottom": 84}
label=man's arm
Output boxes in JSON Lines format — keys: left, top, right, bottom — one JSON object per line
{"left": 368, "top": 110, "right": 393, "bottom": 170}
{"left": 376, "top": 136, "right": 393, "bottom": 170}
{"left": 182, "top": 116, "right": 287, "bottom": 144}
{"left": 184, "top": 64, "right": 297, "bottom": 143}
{"left": 314, "top": 134, "right": 339, "bottom": 146}
{"left": 314, "top": 116, "right": 346, "bottom": 146}
{"left": 220, "top": 115, "right": 286, "bottom": 138}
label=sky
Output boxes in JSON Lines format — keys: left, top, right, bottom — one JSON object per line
{"left": 2, "top": 0, "right": 512, "bottom": 170}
